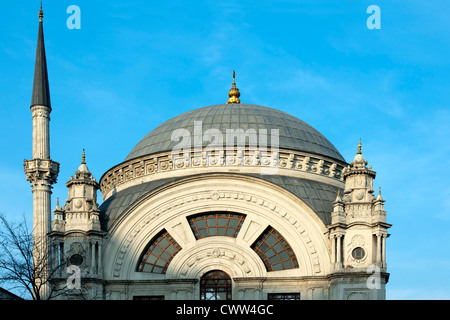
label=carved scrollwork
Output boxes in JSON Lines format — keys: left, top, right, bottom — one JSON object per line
{"left": 100, "top": 149, "right": 345, "bottom": 198}
{"left": 179, "top": 247, "right": 251, "bottom": 276}
{"left": 24, "top": 159, "right": 60, "bottom": 184}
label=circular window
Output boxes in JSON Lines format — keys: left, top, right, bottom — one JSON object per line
{"left": 351, "top": 247, "right": 365, "bottom": 260}
{"left": 69, "top": 254, "right": 84, "bottom": 266}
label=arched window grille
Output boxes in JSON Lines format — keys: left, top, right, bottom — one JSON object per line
{"left": 251, "top": 226, "right": 299, "bottom": 271}
{"left": 200, "top": 270, "right": 232, "bottom": 300}
{"left": 137, "top": 230, "right": 182, "bottom": 274}
{"left": 188, "top": 212, "right": 246, "bottom": 239}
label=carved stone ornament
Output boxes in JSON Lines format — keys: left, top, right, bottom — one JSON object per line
{"left": 100, "top": 149, "right": 346, "bottom": 198}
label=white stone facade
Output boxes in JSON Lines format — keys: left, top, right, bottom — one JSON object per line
{"left": 46, "top": 143, "right": 390, "bottom": 300}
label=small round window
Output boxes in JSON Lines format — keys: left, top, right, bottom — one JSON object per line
{"left": 69, "top": 254, "right": 84, "bottom": 266}
{"left": 351, "top": 247, "right": 365, "bottom": 260}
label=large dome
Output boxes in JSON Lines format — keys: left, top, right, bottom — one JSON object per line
{"left": 125, "top": 104, "right": 345, "bottom": 162}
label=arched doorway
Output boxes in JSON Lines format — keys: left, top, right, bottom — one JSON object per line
{"left": 200, "top": 270, "right": 232, "bottom": 300}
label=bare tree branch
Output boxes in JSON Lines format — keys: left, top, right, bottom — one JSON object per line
{"left": 0, "top": 213, "right": 102, "bottom": 300}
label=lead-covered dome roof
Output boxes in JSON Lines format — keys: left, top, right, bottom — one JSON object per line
{"left": 125, "top": 104, "right": 345, "bottom": 162}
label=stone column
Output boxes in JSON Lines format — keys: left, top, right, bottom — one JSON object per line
{"left": 376, "top": 234, "right": 381, "bottom": 266}
{"left": 331, "top": 235, "right": 336, "bottom": 266}
{"left": 91, "top": 241, "right": 96, "bottom": 275}
{"left": 98, "top": 243, "right": 103, "bottom": 276}
{"left": 336, "top": 235, "right": 343, "bottom": 269}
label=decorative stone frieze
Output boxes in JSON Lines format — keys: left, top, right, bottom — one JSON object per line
{"left": 30, "top": 105, "right": 51, "bottom": 119}
{"left": 99, "top": 148, "right": 346, "bottom": 199}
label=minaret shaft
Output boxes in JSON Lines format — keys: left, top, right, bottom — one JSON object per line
{"left": 31, "top": 105, "right": 51, "bottom": 159}
{"left": 32, "top": 183, "right": 52, "bottom": 253}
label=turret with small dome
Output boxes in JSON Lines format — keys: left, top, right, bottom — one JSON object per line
{"left": 329, "top": 140, "right": 390, "bottom": 273}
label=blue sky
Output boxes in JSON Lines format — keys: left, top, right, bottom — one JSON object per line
{"left": 1, "top": 0, "right": 449, "bottom": 299}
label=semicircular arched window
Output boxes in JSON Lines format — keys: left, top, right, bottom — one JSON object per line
{"left": 188, "top": 212, "right": 246, "bottom": 239}
{"left": 137, "top": 229, "right": 182, "bottom": 274}
{"left": 200, "top": 270, "right": 232, "bottom": 300}
{"left": 251, "top": 226, "right": 299, "bottom": 272}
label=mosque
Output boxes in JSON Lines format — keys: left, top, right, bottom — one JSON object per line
{"left": 24, "top": 5, "right": 391, "bottom": 300}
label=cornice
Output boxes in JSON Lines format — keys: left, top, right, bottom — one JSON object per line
{"left": 99, "top": 148, "right": 347, "bottom": 200}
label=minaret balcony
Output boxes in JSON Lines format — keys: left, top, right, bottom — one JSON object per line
{"left": 24, "top": 158, "right": 60, "bottom": 184}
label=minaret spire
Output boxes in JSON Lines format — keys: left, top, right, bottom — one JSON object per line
{"left": 31, "top": 1, "right": 51, "bottom": 109}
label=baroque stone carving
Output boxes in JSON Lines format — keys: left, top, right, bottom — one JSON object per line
{"left": 24, "top": 158, "right": 60, "bottom": 184}
{"left": 179, "top": 247, "right": 251, "bottom": 276}
{"left": 100, "top": 149, "right": 346, "bottom": 198}
{"left": 347, "top": 291, "right": 368, "bottom": 300}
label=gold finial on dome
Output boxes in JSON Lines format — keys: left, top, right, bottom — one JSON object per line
{"left": 357, "top": 138, "right": 362, "bottom": 155}
{"left": 227, "top": 70, "right": 241, "bottom": 104}
{"left": 81, "top": 148, "right": 86, "bottom": 164}
{"left": 39, "top": 1, "right": 44, "bottom": 22}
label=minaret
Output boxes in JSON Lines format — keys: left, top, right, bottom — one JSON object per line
{"left": 23, "top": 3, "right": 59, "bottom": 299}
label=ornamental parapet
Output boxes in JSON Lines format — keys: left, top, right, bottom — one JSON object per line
{"left": 99, "top": 148, "right": 347, "bottom": 200}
